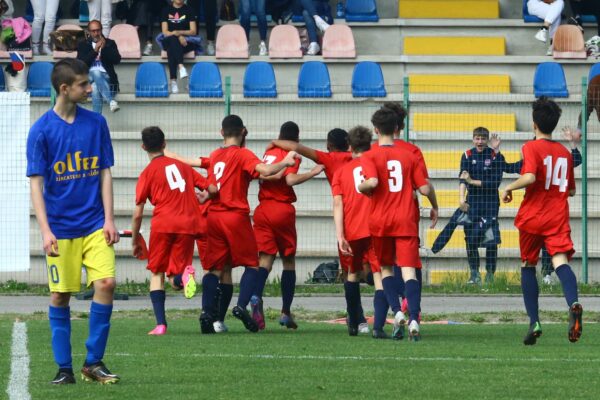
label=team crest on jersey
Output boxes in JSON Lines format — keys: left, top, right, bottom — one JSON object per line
{"left": 472, "top": 160, "right": 476, "bottom": 164}
{"left": 484, "top": 159, "right": 491, "bottom": 166}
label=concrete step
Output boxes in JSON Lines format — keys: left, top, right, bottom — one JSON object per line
{"left": 404, "top": 37, "right": 506, "bottom": 56}
{"left": 409, "top": 74, "right": 511, "bottom": 93}
{"left": 399, "top": 0, "right": 500, "bottom": 19}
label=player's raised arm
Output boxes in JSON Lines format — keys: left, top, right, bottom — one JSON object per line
{"left": 30, "top": 175, "right": 59, "bottom": 256}
{"left": 271, "top": 140, "right": 318, "bottom": 162}
{"left": 164, "top": 149, "right": 206, "bottom": 168}
{"left": 100, "top": 168, "right": 119, "bottom": 245}
{"left": 255, "top": 151, "right": 301, "bottom": 177}
{"left": 285, "top": 164, "right": 324, "bottom": 186}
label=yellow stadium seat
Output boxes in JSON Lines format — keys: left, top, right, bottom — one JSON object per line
{"left": 399, "top": 0, "right": 499, "bottom": 19}
{"left": 423, "top": 151, "right": 520, "bottom": 170}
{"left": 404, "top": 37, "right": 505, "bottom": 56}
{"left": 426, "top": 228, "right": 519, "bottom": 249}
{"left": 409, "top": 74, "right": 510, "bottom": 94}
{"left": 413, "top": 113, "right": 516, "bottom": 132}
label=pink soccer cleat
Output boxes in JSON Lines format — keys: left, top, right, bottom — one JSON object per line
{"left": 148, "top": 324, "right": 167, "bottom": 335}
{"left": 182, "top": 265, "right": 197, "bottom": 299}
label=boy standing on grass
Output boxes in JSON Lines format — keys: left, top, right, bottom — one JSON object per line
{"left": 501, "top": 97, "right": 583, "bottom": 345}
{"left": 131, "top": 126, "right": 209, "bottom": 336}
{"left": 27, "top": 58, "right": 120, "bottom": 384}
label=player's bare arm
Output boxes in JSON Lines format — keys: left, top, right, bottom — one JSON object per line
{"left": 271, "top": 140, "right": 318, "bottom": 163}
{"left": 419, "top": 183, "right": 439, "bottom": 228}
{"left": 259, "top": 169, "right": 286, "bottom": 181}
{"left": 100, "top": 168, "right": 120, "bottom": 245}
{"left": 196, "top": 190, "right": 210, "bottom": 204}
{"left": 333, "top": 195, "right": 353, "bottom": 256}
{"left": 286, "top": 164, "right": 325, "bottom": 186}
{"left": 501, "top": 173, "right": 536, "bottom": 203}
{"left": 358, "top": 177, "right": 378, "bottom": 194}
{"left": 131, "top": 203, "right": 145, "bottom": 258}
{"left": 163, "top": 149, "right": 205, "bottom": 168}
{"left": 255, "top": 151, "right": 301, "bottom": 177}
{"left": 30, "top": 175, "right": 59, "bottom": 256}
{"left": 458, "top": 181, "right": 469, "bottom": 212}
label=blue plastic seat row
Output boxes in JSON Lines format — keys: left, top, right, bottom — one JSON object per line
{"left": 533, "top": 62, "right": 600, "bottom": 98}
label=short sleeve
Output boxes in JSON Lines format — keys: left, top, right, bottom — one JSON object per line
{"left": 360, "top": 151, "right": 377, "bottom": 180}
{"left": 199, "top": 157, "right": 210, "bottom": 169}
{"left": 459, "top": 152, "right": 468, "bottom": 178}
{"left": 520, "top": 143, "right": 536, "bottom": 175}
{"left": 315, "top": 150, "right": 332, "bottom": 170}
{"left": 135, "top": 170, "right": 150, "bottom": 205}
{"left": 26, "top": 125, "right": 47, "bottom": 177}
{"left": 331, "top": 169, "right": 343, "bottom": 196}
{"left": 241, "top": 148, "right": 261, "bottom": 177}
{"left": 99, "top": 117, "right": 114, "bottom": 169}
{"left": 188, "top": 6, "right": 198, "bottom": 21}
{"left": 414, "top": 148, "right": 429, "bottom": 179}
{"left": 411, "top": 157, "right": 428, "bottom": 189}
{"left": 568, "top": 156, "right": 576, "bottom": 191}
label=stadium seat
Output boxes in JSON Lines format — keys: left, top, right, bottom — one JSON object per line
{"left": 322, "top": 25, "right": 356, "bottom": 58}
{"left": 351, "top": 61, "right": 386, "bottom": 97}
{"left": 522, "top": 0, "right": 543, "bottom": 22}
{"left": 53, "top": 24, "right": 84, "bottom": 59}
{"left": 0, "top": 70, "right": 5, "bottom": 91}
{"left": 27, "top": 62, "right": 53, "bottom": 97}
{"left": 268, "top": 25, "right": 302, "bottom": 59}
{"left": 109, "top": 24, "right": 141, "bottom": 59}
{"left": 581, "top": 15, "right": 598, "bottom": 23}
{"left": 215, "top": 25, "right": 249, "bottom": 59}
{"left": 552, "top": 25, "right": 587, "bottom": 59}
{"left": 189, "top": 62, "right": 223, "bottom": 98}
{"left": 135, "top": 62, "right": 169, "bottom": 98}
{"left": 243, "top": 62, "right": 277, "bottom": 98}
{"left": 533, "top": 62, "right": 569, "bottom": 98}
{"left": 345, "top": 0, "right": 379, "bottom": 22}
{"left": 298, "top": 61, "right": 332, "bottom": 98}
{"left": 588, "top": 63, "right": 600, "bottom": 82}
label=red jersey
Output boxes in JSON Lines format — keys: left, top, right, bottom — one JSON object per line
{"left": 136, "top": 156, "right": 207, "bottom": 234}
{"left": 315, "top": 150, "right": 352, "bottom": 185}
{"left": 207, "top": 145, "right": 261, "bottom": 214}
{"left": 258, "top": 147, "right": 301, "bottom": 203}
{"left": 331, "top": 157, "right": 371, "bottom": 241}
{"left": 515, "top": 139, "right": 575, "bottom": 235}
{"left": 196, "top": 156, "right": 211, "bottom": 233}
{"left": 372, "top": 139, "right": 429, "bottom": 179}
{"left": 360, "top": 145, "right": 428, "bottom": 237}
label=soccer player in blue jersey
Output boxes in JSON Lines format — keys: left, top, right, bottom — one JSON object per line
{"left": 27, "top": 59, "right": 120, "bottom": 385}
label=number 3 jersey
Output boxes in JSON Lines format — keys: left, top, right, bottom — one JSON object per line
{"left": 135, "top": 156, "right": 208, "bottom": 234}
{"left": 360, "top": 145, "right": 428, "bottom": 238}
{"left": 515, "top": 139, "right": 575, "bottom": 236}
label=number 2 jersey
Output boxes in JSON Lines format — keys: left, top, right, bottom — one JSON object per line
{"left": 515, "top": 139, "right": 575, "bottom": 236}
{"left": 135, "top": 155, "right": 208, "bottom": 234}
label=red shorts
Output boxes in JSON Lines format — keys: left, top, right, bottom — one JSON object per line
{"left": 204, "top": 211, "right": 259, "bottom": 271}
{"left": 147, "top": 232, "right": 195, "bottom": 276}
{"left": 372, "top": 236, "right": 422, "bottom": 268}
{"left": 339, "top": 237, "right": 381, "bottom": 273}
{"left": 196, "top": 234, "right": 208, "bottom": 269}
{"left": 253, "top": 201, "right": 297, "bottom": 257}
{"left": 519, "top": 230, "right": 574, "bottom": 265}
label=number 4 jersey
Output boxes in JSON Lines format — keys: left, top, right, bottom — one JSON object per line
{"left": 515, "top": 139, "right": 575, "bottom": 236}
{"left": 136, "top": 156, "right": 208, "bottom": 234}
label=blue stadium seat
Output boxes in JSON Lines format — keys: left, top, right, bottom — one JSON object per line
{"left": 298, "top": 61, "right": 332, "bottom": 98}
{"left": 588, "top": 63, "right": 600, "bottom": 82}
{"left": 189, "top": 62, "right": 223, "bottom": 98}
{"left": 135, "top": 62, "right": 169, "bottom": 98}
{"left": 533, "top": 62, "right": 569, "bottom": 98}
{"left": 581, "top": 15, "right": 597, "bottom": 23}
{"left": 243, "top": 62, "right": 277, "bottom": 98}
{"left": 345, "top": 0, "right": 379, "bottom": 22}
{"left": 0, "top": 70, "right": 5, "bottom": 91}
{"left": 522, "top": 0, "right": 543, "bottom": 23}
{"left": 351, "top": 61, "right": 386, "bottom": 97}
{"left": 27, "top": 62, "right": 53, "bottom": 97}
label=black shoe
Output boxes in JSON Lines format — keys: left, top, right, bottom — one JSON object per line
{"left": 523, "top": 321, "right": 542, "bottom": 346}
{"left": 568, "top": 302, "right": 583, "bottom": 343}
{"left": 51, "top": 370, "right": 75, "bottom": 385}
{"left": 232, "top": 306, "right": 259, "bottom": 332}
{"left": 372, "top": 329, "right": 389, "bottom": 339}
{"left": 80, "top": 362, "right": 119, "bottom": 384}
{"left": 199, "top": 310, "right": 216, "bottom": 334}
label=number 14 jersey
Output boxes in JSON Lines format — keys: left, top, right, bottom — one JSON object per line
{"left": 515, "top": 139, "right": 575, "bottom": 236}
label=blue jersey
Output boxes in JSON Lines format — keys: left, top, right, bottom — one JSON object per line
{"left": 26, "top": 107, "right": 114, "bottom": 239}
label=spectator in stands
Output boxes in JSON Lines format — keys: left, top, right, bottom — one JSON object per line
{"left": 31, "top": 0, "right": 59, "bottom": 55}
{"left": 528, "top": 0, "right": 564, "bottom": 53}
{"left": 292, "top": 0, "right": 331, "bottom": 55}
{"left": 128, "top": 0, "right": 167, "bottom": 56}
{"left": 239, "top": 0, "right": 269, "bottom": 55}
{"left": 161, "top": 0, "right": 197, "bottom": 94}
{"left": 0, "top": 0, "right": 14, "bottom": 22}
{"left": 188, "top": 0, "right": 217, "bottom": 56}
{"left": 568, "top": 0, "right": 600, "bottom": 36}
{"left": 77, "top": 20, "right": 121, "bottom": 114}
{"left": 88, "top": 0, "right": 113, "bottom": 37}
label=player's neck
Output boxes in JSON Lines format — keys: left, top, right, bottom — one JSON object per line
{"left": 352, "top": 152, "right": 363, "bottom": 159}
{"left": 534, "top": 131, "right": 552, "bottom": 141}
{"left": 377, "top": 134, "right": 394, "bottom": 146}
{"left": 148, "top": 152, "right": 164, "bottom": 160}
{"left": 223, "top": 137, "right": 242, "bottom": 147}
{"left": 53, "top": 97, "right": 77, "bottom": 123}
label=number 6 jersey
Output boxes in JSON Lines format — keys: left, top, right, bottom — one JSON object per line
{"left": 515, "top": 139, "right": 575, "bottom": 236}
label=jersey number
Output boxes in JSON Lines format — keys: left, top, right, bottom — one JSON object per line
{"left": 165, "top": 164, "right": 186, "bottom": 192}
{"left": 263, "top": 155, "right": 277, "bottom": 165}
{"left": 352, "top": 166, "right": 365, "bottom": 193}
{"left": 214, "top": 161, "right": 226, "bottom": 190}
{"left": 387, "top": 160, "right": 403, "bottom": 193}
{"left": 543, "top": 156, "right": 568, "bottom": 192}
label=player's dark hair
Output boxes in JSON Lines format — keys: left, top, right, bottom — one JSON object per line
{"left": 473, "top": 127, "right": 490, "bottom": 138}
{"left": 222, "top": 114, "right": 246, "bottom": 137}
{"left": 371, "top": 108, "right": 398, "bottom": 136}
{"left": 141, "top": 126, "right": 165, "bottom": 152}
{"left": 532, "top": 96, "right": 562, "bottom": 134}
{"left": 51, "top": 58, "right": 89, "bottom": 92}
{"left": 327, "top": 128, "right": 349, "bottom": 151}
{"left": 348, "top": 126, "right": 372, "bottom": 153}
{"left": 279, "top": 121, "right": 300, "bottom": 142}
{"left": 382, "top": 102, "right": 406, "bottom": 131}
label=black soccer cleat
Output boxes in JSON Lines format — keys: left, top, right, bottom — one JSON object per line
{"left": 199, "top": 311, "right": 216, "bottom": 334}
{"left": 523, "top": 321, "right": 543, "bottom": 346}
{"left": 372, "top": 329, "right": 390, "bottom": 339}
{"left": 568, "top": 302, "right": 583, "bottom": 343}
{"left": 80, "top": 362, "right": 119, "bottom": 384}
{"left": 51, "top": 370, "right": 76, "bottom": 385}
{"left": 232, "top": 306, "right": 259, "bottom": 332}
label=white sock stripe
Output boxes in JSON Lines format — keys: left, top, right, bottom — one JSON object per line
{"left": 7, "top": 322, "right": 31, "bottom": 400}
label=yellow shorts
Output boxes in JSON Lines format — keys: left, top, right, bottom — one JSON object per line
{"left": 46, "top": 229, "right": 116, "bottom": 293}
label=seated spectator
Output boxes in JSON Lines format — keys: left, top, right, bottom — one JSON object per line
{"left": 528, "top": 0, "right": 564, "bottom": 52}
{"left": 88, "top": 0, "right": 113, "bottom": 37}
{"left": 161, "top": 0, "right": 197, "bottom": 94}
{"left": 292, "top": 0, "right": 331, "bottom": 55}
{"left": 128, "top": 0, "right": 166, "bottom": 56}
{"left": 239, "top": 0, "right": 268, "bottom": 55}
{"left": 568, "top": 0, "right": 600, "bottom": 36}
{"left": 188, "top": 0, "right": 217, "bottom": 55}
{"left": 31, "top": 0, "right": 59, "bottom": 55}
{"left": 77, "top": 20, "right": 121, "bottom": 113}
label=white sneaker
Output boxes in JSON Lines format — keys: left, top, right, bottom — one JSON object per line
{"left": 206, "top": 41, "right": 215, "bottom": 56}
{"left": 109, "top": 100, "right": 120, "bottom": 113}
{"left": 306, "top": 42, "right": 320, "bottom": 55}
{"left": 392, "top": 311, "right": 406, "bottom": 340}
{"left": 213, "top": 321, "right": 228, "bottom": 333}
{"left": 259, "top": 41, "right": 268, "bottom": 56}
{"left": 535, "top": 28, "right": 548, "bottom": 43}
{"left": 170, "top": 80, "right": 179, "bottom": 94}
{"left": 42, "top": 42, "right": 52, "bottom": 55}
{"left": 542, "top": 274, "right": 554, "bottom": 285}
{"left": 394, "top": 310, "right": 407, "bottom": 327}
{"left": 143, "top": 42, "right": 153, "bottom": 56}
{"left": 314, "top": 15, "right": 330, "bottom": 33}
{"left": 358, "top": 322, "right": 370, "bottom": 334}
{"left": 546, "top": 45, "right": 553, "bottom": 56}
{"left": 178, "top": 65, "right": 188, "bottom": 80}
{"left": 408, "top": 319, "right": 420, "bottom": 341}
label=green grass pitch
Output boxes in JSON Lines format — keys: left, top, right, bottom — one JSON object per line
{"left": 2, "top": 317, "right": 599, "bottom": 399}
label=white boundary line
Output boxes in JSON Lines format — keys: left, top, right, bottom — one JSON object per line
{"left": 7, "top": 321, "right": 31, "bottom": 400}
